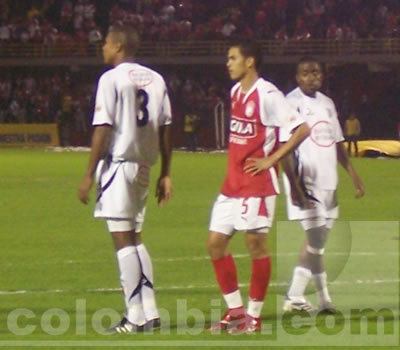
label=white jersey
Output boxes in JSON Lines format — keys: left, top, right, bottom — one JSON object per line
{"left": 280, "top": 87, "right": 344, "bottom": 190}
{"left": 93, "top": 62, "right": 172, "bottom": 165}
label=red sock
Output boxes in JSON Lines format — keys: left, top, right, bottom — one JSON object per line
{"left": 249, "top": 256, "right": 271, "bottom": 301}
{"left": 212, "top": 254, "right": 239, "bottom": 295}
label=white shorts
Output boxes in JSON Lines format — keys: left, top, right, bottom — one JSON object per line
{"left": 209, "top": 194, "right": 276, "bottom": 236}
{"left": 106, "top": 218, "right": 143, "bottom": 232}
{"left": 283, "top": 178, "right": 338, "bottom": 231}
{"left": 94, "top": 159, "right": 149, "bottom": 232}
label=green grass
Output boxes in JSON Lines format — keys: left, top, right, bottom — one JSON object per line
{"left": 0, "top": 149, "right": 399, "bottom": 349}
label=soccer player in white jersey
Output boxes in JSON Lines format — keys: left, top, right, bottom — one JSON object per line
{"left": 280, "top": 57, "right": 365, "bottom": 313}
{"left": 77, "top": 26, "right": 172, "bottom": 333}
{"left": 207, "top": 41, "right": 310, "bottom": 334}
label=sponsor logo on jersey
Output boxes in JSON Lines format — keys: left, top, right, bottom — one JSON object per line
{"left": 245, "top": 101, "right": 256, "bottom": 118}
{"left": 128, "top": 70, "right": 153, "bottom": 87}
{"left": 95, "top": 104, "right": 102, "bottom": 112}
{"left": 230, "top": 118, "right": 257, "bottom": 139}
{"left": 229, "top": 135, "right": 248, "bottom": 145}
{"left": 310, "top": 121, "right": 335, "bottom": 147}
{"left": 306, "top": 108, "right": 314, "bottom": 116}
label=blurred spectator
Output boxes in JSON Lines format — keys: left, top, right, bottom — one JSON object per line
{"left": 0, "top": 21, "right": 11, "bottom": 43}
{"left": 88, "top": 25, "right": 103, "bottom": 54}
{"left": 345, "top": 110, "right": 361, "bottom": 157}
{"left": 184, "top": 107, "right": 200, "bottom": 152}
{"left": 9, "top": 97, "right": 21, "bottom": 123}
{"left": 221, "top": 19, "right": 236, "bottom": 39}
{"left": 73, "top": 100, "right": 87, "bottom": 133}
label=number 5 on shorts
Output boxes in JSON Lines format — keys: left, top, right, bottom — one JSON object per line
{"left": 241, "top": 198, "right": 249, "bottom": 216}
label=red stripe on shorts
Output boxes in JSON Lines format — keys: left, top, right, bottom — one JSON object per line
{"left": 258, "top": 198, "right": 268, "bottom": 217}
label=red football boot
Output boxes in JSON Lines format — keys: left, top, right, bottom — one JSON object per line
{"left": 207, "top": 307, "right": 245, "bottom": 332}
{"left": 227, "top": 314, "right": 261, "bottom": 334}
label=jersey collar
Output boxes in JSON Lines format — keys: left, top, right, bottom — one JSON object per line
{"left": 239, "top": 78, "right": 262, "bottom": 104}
{"left": 298, "top": 86, "right": 319, "bottom": 101}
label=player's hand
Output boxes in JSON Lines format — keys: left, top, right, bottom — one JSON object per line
{"left": 244, "top": 157, "right": 275, "bottom": 176}
{"left": 354, "top": 179, "right": 365, "bottom": 199}
{"left": 291, "top": 190, "right": 315, "bottom": 209}
{"left": 156, "top": 175, "right": 172, "bottom": 207}
{"left": 78, "top": 175, "right": 94, "bottom": 205}
{"left": 290, "top": 182, "right": 315, "bottom": 209}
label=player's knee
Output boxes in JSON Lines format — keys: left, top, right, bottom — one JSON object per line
{"left": 111, "top": 231, "right": 136, "bottom": 251}
{"left": 134, "top": 231, "right": 142, "bottom": 245}
{"left": 245, "top": 234, "right": 267, "bottom": 258}
{"left": 207, "top": 232, "right": 230, "bottom": 259}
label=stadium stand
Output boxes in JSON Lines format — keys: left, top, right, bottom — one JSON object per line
{"left": 1, "top": 0, "right": 400, "bottom": 147}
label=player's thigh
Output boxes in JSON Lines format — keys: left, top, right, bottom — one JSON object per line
{"left": 209, "top": 194, "right": 236, "bottom": 236}
{"left": 306, "top": 226, "right": 329, "bottom": 249}
{"left": 96, "top": 162, "right": 149, "bottom": 229}
{"left": 298, "top": 189, "right": 338, "bottom": 231}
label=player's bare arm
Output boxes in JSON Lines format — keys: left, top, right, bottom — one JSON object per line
{"left": 156, "top": 124, "right": 172, "bottom": 206}
{"left": 336, "top": 142, "right": 365, "bottom": 198}
{"left": 280, "top": 150, "right": 313, "bottom": 209}
{"left": 244, "top": 123, "right": 310, "bottom": 176}
{"left": 78, "top": 124, "right": 112, "bottom": 204}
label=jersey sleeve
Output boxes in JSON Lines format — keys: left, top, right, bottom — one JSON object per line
{"left": 332, "top": 103, "right": 345, "bottom": 143}
{"left": 260, "top": 90, "right": 304, "bottom": 142}
{"left": 159, "top": 84, "right": 172, "bottom": 126}
{"left": 92, "top": 72, "right": 116, "bottom": 126}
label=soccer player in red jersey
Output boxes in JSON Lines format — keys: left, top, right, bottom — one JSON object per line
{"left": 207, "top": 40, "right": 310, "bottom": 334}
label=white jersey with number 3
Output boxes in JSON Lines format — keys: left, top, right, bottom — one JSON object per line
{"left": 93, "top": 62, "right": 172, "bottom": 165}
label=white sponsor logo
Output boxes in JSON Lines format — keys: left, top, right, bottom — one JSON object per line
{"left": 229, "top": 135, "right": 248, "bottom": 145}
{"left": 245, "top": 101, "right": 255, "bottom": 118}
{"left": 230, "top": 119, "right": 256, "bottom": 138}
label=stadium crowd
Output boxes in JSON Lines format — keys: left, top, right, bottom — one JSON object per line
{"left": 1, "top": 1, "right": 400, "bottom": 145}
{"left": 1, "top": 0, "right": 400, "bottom": 46}
{"left": 1, "top": 63, "right": 399, "bottom": 146}
{"left": 0, "top": 67, "right": 230, "bottom": 145}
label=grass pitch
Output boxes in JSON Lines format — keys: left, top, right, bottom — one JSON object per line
{"left": 0, "top": 149, "right": 398, "bottom": 349}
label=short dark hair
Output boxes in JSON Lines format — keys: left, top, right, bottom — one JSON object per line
{"left": 229, "top": 40, "right": 263, "bottom": 72}
{"left": 108, "top": 25, "right": 140, "bottom": 56}
{"left": 296, "top": 56, "right": 323, "bottom": 73}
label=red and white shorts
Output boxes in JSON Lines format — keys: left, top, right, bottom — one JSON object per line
{"left": 209, "top": 194, "right": 276, "bottom": 236}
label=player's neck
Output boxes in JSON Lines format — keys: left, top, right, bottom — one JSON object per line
{"left": 113, "top": 56, "right": 135, "bottom": 67}
{"left": 300, "top": 87, "right": 317, "bottom": 98}
{"left": 240, "top": 72, "right": 259, "bottom": 94}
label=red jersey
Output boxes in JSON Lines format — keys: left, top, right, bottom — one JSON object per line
{"left": 221, "top": 78, "right": 304, "bottom": 198}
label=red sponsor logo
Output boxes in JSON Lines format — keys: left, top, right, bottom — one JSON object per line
{"left": 128, "top": 70, "right": 153, "bottom": 87}
{"left": 310, "top": 121, "right": 335, "bottom": 147}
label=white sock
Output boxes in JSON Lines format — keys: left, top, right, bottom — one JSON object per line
{"left": 247, "top": 300, "right": 263, "bottom": 318}
{"left": 223, "top": 290, "right": 243, "bottom": 309}
{"left": 287, "top": 266, "right": 312, "bottom": 301}
{"left": 313, "top": 272, "right": 332, "bottom": 304}
{"left": 116, "top": 246, "right": 146, "bottom": 325}
{"left": 136, "top": 244, "right": 159, "bottom": 321}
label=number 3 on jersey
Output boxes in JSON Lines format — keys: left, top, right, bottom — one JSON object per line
{"left": 136, "top": 89, "right": 149, "bottom": 127}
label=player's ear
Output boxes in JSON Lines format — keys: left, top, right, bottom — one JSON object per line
{"left": 115, "top": 42, "right": 123, "bottom": 53}
{"left": 295, "top": 72, "right": 301, "bottom": 85}
{"left": 246, "top": 56, "right": 255, "bottom": 70}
